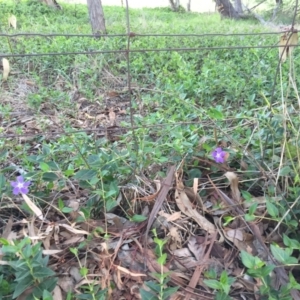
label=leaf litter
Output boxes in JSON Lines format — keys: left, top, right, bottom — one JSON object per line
{"left": 2, "top": 150, "right": 300, "bottom": 300}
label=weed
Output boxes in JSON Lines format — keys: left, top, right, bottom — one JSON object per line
{"left": 0, "top": 237, "right": 57, "bottom": 299}
{"left": 140, "top": 229, "right": 178, "bottom": 300}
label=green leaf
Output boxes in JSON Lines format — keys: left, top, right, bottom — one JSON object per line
{"left": 241, "top": 190, "right": 253, "bottom": 201}
{"left": 87, "top": 154, "right": 102, "bottom": 167}
{"left": 154, "top": 236, "right": 167, "bottom": 248}
{"left": 157, "top": 253, "right": 167, "bottom": 265}
{"left": 244, "top": 214, "right": 256, "bottom": 222}
{"left": 249, "top": 203, "right": 258, "bottom": 215}
{"left": 204, "top": 268, "right": 217, "bottom": 279}
{"left": 64, "top": 169, "right": 74, "bottom": 177}
{"left": 75, "top": 294, "right": 94, "bottom": 299}
{"left": 223, "top": 216, "right": 235, "bottom": 226}
{"left": 227, "top": 276, "right": 236, "bottom": 286}
{"left": 58, "top": 198, "right": 64, "bottom": 211}
{"left": 32, "top": 277, "right": 57, "bottom": 298}
{"left": 15, "top": 270, "right": 31, "bottom": 282}
{"left": 106, "top": 199, "right": 117, "bottom": 212}
{"left": 11, "top": 260, "right": 27, "bottom": 270}
{"left": 283, "top": 234, "right": 300, "bottom": 250}
{"left": 23, "top": 244, "right": 32, "bottom": 259}
{"left": 215, "top": 291, "right": 232, "bottom": 300}
{"left": 288, "top": 273, "right": 300, "bottom": 290}
{"left": 221, "top": 282, "right": 230, "bottom": 295}
{"left": 259, "top": 265, "right": 275, "bottom": 277}
{"left": 266, "top": 202, "right": 278, "bottom": 218}
{"left": 39, "top": 162, "right": 50, "bottom": 172}
{"left": 0, "top": 238, "right": 10, "bottom": 245}
{"left": 13, "top": 276, "right": 33, "bottom": 298}
{"left": 203, "top": 279, "right": 222, "bottom": 290}
{"left": 74, "top": 170, "right": 97, "bottom": 181}
{"left": 0, "top": 173, "right": 6, "bottom": 191}
{"left": 47, "top": 161, "right": 60, "bottom": 171}
{"left": 270, "top": 244, "right": 298, "bottom": 264}
{"left": 220, "top": 271, "right": 228, "bottom": 285}
{"left": 139, "top": 288, "right": 158, "bottom": 300}
{"left": 241, "top": 251, "right": 258, "bottom": 269}
{"left": 32, "top": 267, "right": 55, "bottom": 278}
{"left": 279, "top": 166, "right": 291, "bottom": 176}
{"left": 207, "top": 108, "right": 223, "bottom": 120}
{"left": 0, "top": 150, "right": 8, "bottom": 160}
{"left": 62, "top": 207, "right": 74, "bottom": 213}
{"left": 42, "top": 172, "right": 58, "bottom": 182}
{"left": 187, "top": 168, "right": 202, "bottom": 179}
{"left": 162, "top": 286, "right": 179, "bottom": 299}
{"left": 106, "top": 189, "right": 118, "bottom": 198}
{"left": 80, "top": 267, "right": 88, "bottom": 277}
{"left": 42, "top": 290, "right": 53, "bottom": 300}
{"left": 2, "top": 245, "right": 18, "bottom": 253}
{"left": 145, "top": 281, "right": 161, "bottom": 293}
{"left": 70, "top": 248, "right": 78, "bottom": 255}
{"left": 0, "top": 277, "right": 11, "bottom": 295}
{"left": 131, "top": 214, "right": 147, "bottom": 222}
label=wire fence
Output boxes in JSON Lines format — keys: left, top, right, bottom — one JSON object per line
{"left": 0, "top": 0, "right": 299, "bottom": 143}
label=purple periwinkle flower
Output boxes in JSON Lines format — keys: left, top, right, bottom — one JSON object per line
{"left": 11, "top": 176, "right": 31, "bottom": 195}
{"left": 212, "top": 147, "right": 226, "bottom": 163}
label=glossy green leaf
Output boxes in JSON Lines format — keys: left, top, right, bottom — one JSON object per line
{"left": 203, "top": 279, "right": 222, "bottom": 290}
{"left": 74, "top": 170, "right": 97, "bottom": 181}
{"left": 131, "top": 214, "right": 147, "bottom": 222}
{"left": 42, "top": 172, "right": 58, "bottom": 182}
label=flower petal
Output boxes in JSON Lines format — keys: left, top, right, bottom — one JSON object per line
{"left": 13, "top": 187, "right": 20, "bottom": 195}
{"left": 11, "top": 181, "right": 18, "bottom": 187}
{"left": 23, "top": 181, "right": 31, "bottom": 188}
{"left": 17, "top": 176, "right": 25, "bottom": 182}
{"left": 20, "top": 187, "right": 29, "bottom": 194}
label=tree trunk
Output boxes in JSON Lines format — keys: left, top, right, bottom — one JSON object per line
{"left": 187, "top": 0, "right": 191, "bottom": 11}
{"left": 169, "top": 0, "right": 180, "bottom": 11}
{"left": 215, "top": 0, "right": 240, "bottom": 19}
{"left": 87, "top": 0, "right": 106, "bottom": 37}
{"left": 39, "top": 0, "right": 61, "bottom": 9}
{"left": 234, "top": 0, "right": 243, "bottom": 14}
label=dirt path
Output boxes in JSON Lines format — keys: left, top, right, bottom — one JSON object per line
{"left": 61, "top": 0, "right": 216, "bottom": 13}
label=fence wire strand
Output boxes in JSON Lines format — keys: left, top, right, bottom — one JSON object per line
{"left": 0, "top": 31, "right": 290, "bottom": 38}
{"left": 1, "top": 44, "right": 299, "bottom": 59}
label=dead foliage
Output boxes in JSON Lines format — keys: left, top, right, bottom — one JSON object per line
{"left": 1, "top": 154, "right": 299, "bottom": 299}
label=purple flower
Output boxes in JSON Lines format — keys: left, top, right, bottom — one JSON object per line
{"left": 212, "top": 147, "right": 226, "bottom": 163}
{"left": 11, "top": 176, "right": 31, "bottom": 195}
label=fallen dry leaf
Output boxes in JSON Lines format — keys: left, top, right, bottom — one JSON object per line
{"left": 224, "top": 171, "right": 240, "bottom": 204}
{"left": 159, "top": 211, "right": 181, "bottom": 222}
{"left": 109, "top": 108, "right": 116, "bottom": 126}
{"left": 116, "top": 265, "right": 146, "bottom": 277}
{"left": 59, "top": 223, "right": 89, "bottom": 235}
{"left": 144, "top": 165, "right": 176, "bottom": 243}
{"left": 52, "top": 286, "right": 63, "bottom": 300}
{"left": 2, "top": 58, "right": 10, "bottom": 81}
{"left": 22, "top": 194, "right": 44, "bottom": 220}
{"left": 1, "top": 216, "right": 13, "bottom": 239}
{"left": 58, "top": 276, "right": 75, "bottom": 293}
{"left": 175, "top": 181, "right": 216, "bottom": 235}
{"left": 42, "top": 249, "right": 63, "bottom": 255}
{"left": 187, "top": 236, "right": 205, "bottom": 261}
{"left": 8, "top": 15, "right": 17, "bottom": 29}
{"left": 279, "top": 31, "right": 298, "bottom": 63}
{"left": 168, "top": 226, "right": 182, "bottom": 250}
